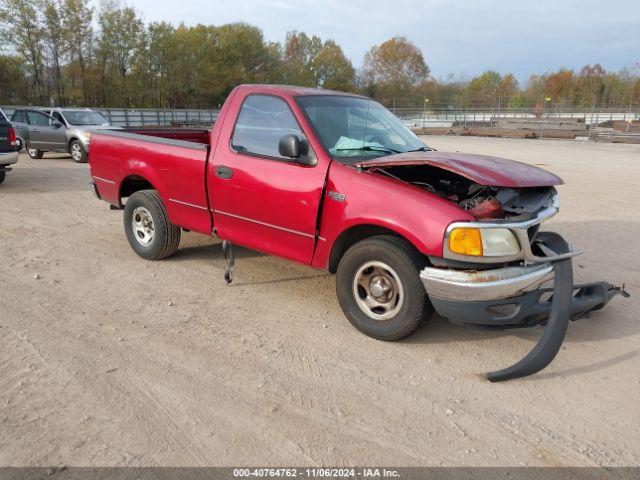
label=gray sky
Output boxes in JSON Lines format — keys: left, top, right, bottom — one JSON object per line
{"left": 127, "top": 0, "right": 640, "bottom": 82}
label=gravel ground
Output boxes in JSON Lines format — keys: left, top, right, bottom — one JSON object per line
{"left": 0, "top": 136, "right": 638, "bottom": 467}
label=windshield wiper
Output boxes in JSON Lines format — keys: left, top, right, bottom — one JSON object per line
{"left": 405, "top": 146, "right": 433, "bottom": 152}
{"left": 336, "top": 145, "right": 402, "bottom": 154}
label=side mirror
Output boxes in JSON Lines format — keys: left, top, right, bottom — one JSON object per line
{"left": 278, "top": 134, "right": 315, "bottom": 166}
{"left": 278, "top": 134, "right": 301, "bottom": 158}
{"left": 53, "top": 121, "right": 63, "bottom": 128}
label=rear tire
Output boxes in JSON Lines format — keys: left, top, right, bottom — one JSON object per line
{"left": 27, "top": 146, "right": 44, "bottom": 159}
{"left": 70, "top": 140, "right": 87, "bottom": 163}
{"left": 123, "top": 190, "right": 181, "bottom": 260}
{"left": 336, "top": 235, "right": 433, "bottom": 341}
{"left": 0, "top": 171, "right": 5, "bottom": 184}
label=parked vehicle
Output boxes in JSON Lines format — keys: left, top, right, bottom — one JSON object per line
{"left": 89, "top": 85, "right": 625, "bottom": 381}
{"left": 11, "top": 107, "right": 118, "bottom": 162}
{"left": 0, "top": 117, "right": 19, "bottom": 184}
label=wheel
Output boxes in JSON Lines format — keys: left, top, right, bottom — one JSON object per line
{"left": 336, "top": 235, "right": 433, "bottom": 341}
{"left": 16, "top": 138, "right": 24, "bottom": 151}
{"left": 123, "top": 190, "right": 181, "bottom": 260}
{"left": 27, "top": 146, "right": 44, "bottom": 159}
{"left": 0, "top": 171, "right": 5, "bottom": 184}
{"left": 70, "top": 140, "right": 87, "bottom": 163}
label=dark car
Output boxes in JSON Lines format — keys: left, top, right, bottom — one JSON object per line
{"left": 0, "top": 116, "right": 19, "bottom": 184}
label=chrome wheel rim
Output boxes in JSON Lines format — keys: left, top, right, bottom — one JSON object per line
{"left": 71, "top": 143, "right": 82, "bottom": 161}
{"left": 131, "top": 207, "right": 155, "bottom": 246}
{"left": 28, "top": 148, "right": 38, "bottom": 158}
{"left": 16, "top": 139, "right": 22, "bottom": 150}
{"left": 352, "top": 261, "right": 404, "bottom": 321}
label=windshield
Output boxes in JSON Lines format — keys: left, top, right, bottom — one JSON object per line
{"left": 297, "top": 95, "right": 428, "bottom": 161}
{"left": 63, "top": 110, "right": 110, "bottom": 126}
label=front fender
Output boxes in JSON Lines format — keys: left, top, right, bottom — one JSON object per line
{"left": 311, "top": 162, "right": 473, "bottom": 269}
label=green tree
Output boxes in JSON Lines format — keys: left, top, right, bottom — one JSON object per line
{"left": 463, "top": 71, "right": 501, "bottom": 107}
{"left": 0, "top": 0, "right": 46, "bottom": 102}
{"left": 312, "top": 40, "right": 355, "bottom": 91}
{"left": 43, "top": 0, "right": 66, "bottom": 104}
{"left": 0, "top": 54, "right": 28, "bottom": 103}
{"left": 61, "top": 0, "right": 93, "bottom": 104}
{"left": 362, "top": 37, "right": 429, "bottom": 106}
{"left": 283, "top": 31, "right": 321, "bottom": 87}
{"left": 98, "top": 1, "right": 143, "bottom": 106}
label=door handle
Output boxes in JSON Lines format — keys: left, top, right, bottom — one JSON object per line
{"left": 30, "top": 128, "right": 40, "bottom": 132}
{"left": 215, "top": 165, "right": 233, "bottom": 179}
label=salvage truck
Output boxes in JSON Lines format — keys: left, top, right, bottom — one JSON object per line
{"left": 88, "top": 85, "right": 626, "bottom": 381}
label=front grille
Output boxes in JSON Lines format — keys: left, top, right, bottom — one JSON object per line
{"left": 527, "top": 224, "right": 540, "bottom": 243}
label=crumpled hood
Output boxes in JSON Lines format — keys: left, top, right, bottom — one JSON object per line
{"left": 355, "top": 151, "right": 563, "bottom": 188}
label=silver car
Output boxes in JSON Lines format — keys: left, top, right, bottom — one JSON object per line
{"left": 11, "top": 107, "right": 119, "bottom": 163}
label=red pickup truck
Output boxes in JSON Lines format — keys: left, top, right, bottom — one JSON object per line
{"left": 89, "top": 84, "right": 625, "bottom": 381}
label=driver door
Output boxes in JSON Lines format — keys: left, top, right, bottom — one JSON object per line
{"left": 209, "top": 93, "right": 330, "bottom": 265}
{"left": 26, "top": 111, "right": 65, "bottom": 151}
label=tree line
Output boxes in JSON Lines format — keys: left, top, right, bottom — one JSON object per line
{"left": 1, "top": 0, "right": 639, "bottom": 109}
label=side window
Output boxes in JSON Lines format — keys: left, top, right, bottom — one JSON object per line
{"left": 27, "top": 111, "right": 51, "bottom": 126}
{"left": 11, "top": 110, "right": 24, "bottom": 123}
{"left": 52, "top": 112, "right": 64, "bottom": 124}
{"left": 231, "top": 95, "right": 311, "bottom": 161}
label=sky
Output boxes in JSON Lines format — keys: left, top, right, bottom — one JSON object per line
{"left": 125, "top": 0, "right": 640, "bottom": 82}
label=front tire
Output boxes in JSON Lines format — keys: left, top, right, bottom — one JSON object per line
{"left": 27, "top": 146, "right": 44, "bottom": 159}
{"left": 336, "top": 235, "right": 433, "bottom": 341}
{"left": 123, "top": 190, "right": 181, "bottom": 260}
{"left": 70, "top": 140, "right": 87, "bottom": 163}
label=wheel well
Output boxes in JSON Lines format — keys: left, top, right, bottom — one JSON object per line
{"left": 327, "top": 224, "right": 423, "bottom": 273}
{"left": 119, "top": 175, "right": 155, "bottom": 203}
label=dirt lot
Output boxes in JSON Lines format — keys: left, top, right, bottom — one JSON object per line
{"left": 0, "top": 136, "right": 638, "bottom": 467}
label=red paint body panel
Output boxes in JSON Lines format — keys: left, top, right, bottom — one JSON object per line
{"left": 89, "top": 84, "right": 565, "bottom": 271}
{"left": 89, "top": 134, "right": 211, "bottom": 235}
{"left": 310, "top": 162, "right": 474, "bottom": 268}
{"left": 206, "top": 86, "right": 330, "bottom": 264}
{"left": 356, "top": 151, "right": 563, "bottom": 187}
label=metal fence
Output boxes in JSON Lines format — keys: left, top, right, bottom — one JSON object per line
{"left": 0, "top": 106, "right": 219, "bottom": 127}
{"left": 2, "top": 105, "right": 638, "bottom": 130}
{"left": 390, "top": 107, "right": 640, "bottom": 129}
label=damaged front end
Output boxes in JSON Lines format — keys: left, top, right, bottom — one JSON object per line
{"left": 362, "top": 156, "right": 628, "bottom": 382}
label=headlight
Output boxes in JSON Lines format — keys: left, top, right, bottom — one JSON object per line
{"left": 78, "top": 131, "right": 93, "bottom": 142}
{"left": 448, "top": 227, "right": 520, "bottom": 257}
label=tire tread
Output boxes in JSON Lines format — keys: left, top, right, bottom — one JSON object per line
{"left": 336, "top": 235, "right": 432, "bottom": 341}
{"left": 125, "top": 190, "right": 181, "bottom": 260}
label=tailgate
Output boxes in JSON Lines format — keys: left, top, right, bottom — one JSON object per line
{"left": 0, "top": 124, "right": 11, "bottom": 152}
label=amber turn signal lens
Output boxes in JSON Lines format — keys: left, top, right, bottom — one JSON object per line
{"left": 448, "top": 227, "right": 483, "bottom": 256}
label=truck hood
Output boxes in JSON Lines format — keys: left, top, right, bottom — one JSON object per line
{"left": 355, "top": 151, "right": 563, "bottom": 188}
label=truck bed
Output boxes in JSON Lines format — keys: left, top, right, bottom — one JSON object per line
{"left": 123, "top": 127, "right": 211, "bottom": 146}
{"left": 89, "top": 129, "right": 213, "bottom": 235}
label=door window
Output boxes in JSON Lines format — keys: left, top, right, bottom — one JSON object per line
{"left": 231, "top": 95, "right": 311, "bottom": 162}
{"left": 11, "top": 110, "right": 25, "bottom": 123}
{"left": 52, "top": 112, "right": 65, "bottom": 125}
{"left": 27, "top": 111, "right": 51, "bottom": 126}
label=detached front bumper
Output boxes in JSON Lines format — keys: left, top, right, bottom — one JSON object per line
{"left": 421, "top": 230, "right": 627, "bottom": 382}
{"left": 421, "top": 262, "right": 622, "bottom": 329}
